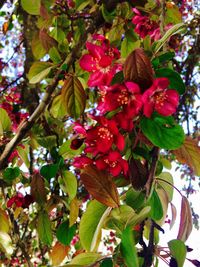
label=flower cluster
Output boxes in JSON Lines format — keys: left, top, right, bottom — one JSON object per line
{"left": 7, "top": 192, "right": 34, "bottom": 209}
{"left": 132, "top": 8, "right": 160, "bottom": 41}
{"left": 73, "top": 36, "right": 179, "bottom": 178}
{"left": 0, "top": 87, "right": 29, "bottom": 132}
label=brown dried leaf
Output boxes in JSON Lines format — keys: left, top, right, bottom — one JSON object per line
{"left": 31, "top": 173, "right": 46, "bottom": 204}
{"left": 177, "top": 196, "right": 192, "bottom": 242}
{"left": 49, "top": 241, "right": 70, "bottom": 266}
{"left": 123, "top": 48, "right": 154, "bottom": 92}
{"left": 173, "top": 136, "right": 200, "bottom": 176}
{"left": 80, "top": 165, "right": 120, "bottom": 208}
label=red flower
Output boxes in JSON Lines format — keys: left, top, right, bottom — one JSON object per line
{"left": 73, "top": 155, "right": 92, "bottom": 168}
{"left": 95, "top": 150, "right": 128, "bottom": 176}
{"left": 7, "top": 193, "right": 34, "bottom": 209}
{"left": 98, "top": 82, "right": 142, "bottom": 116}
{"left": 79, "top": 41, "right": 120, "bottom": 87}
{"left": 132, "top": 8, "right": 160, "bottom": 40}
{"left": 142, "top": 78, "right": 179, "bottom": 118}
{"left": 84, "top": 117, "right": 125, "bottom": 156}
{"left": 114, "top": 111, "right": 135, "bottom": 132}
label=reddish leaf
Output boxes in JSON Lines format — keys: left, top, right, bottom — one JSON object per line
{"left": 123, "top": 48, "right": 154, "bottom": 92}
{"left": 170, "top": 202, "right": 177, "bottom": 230}
{"left": 173, "top": 136, "right": 200, "bottom": 176}
{"left": 31, "top": 173, "right": 46, "bottom": 204}
{"left": 39, "top": 28, "right": 57, "bottom": 52}
{"left": 177, "top": 196, "right": 192, "bottom": 242}
{"left": 80, "top": 165, "right": 120, "bottom": 208}
{"left": 129, "top": 158, "right": 148, "bottom": 191}
{"left": 49, "top": 241, "right": 69, "bottom": 266}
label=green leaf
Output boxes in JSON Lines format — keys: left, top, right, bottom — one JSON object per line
{"left": 148, "top": 190, "right": 163, "bottom": 221}
{"left": 61, "top": 75, "right": 86, "bottom": 119}
{"left": 17, "top": 144, "right": 30, "bottom": 168}
{"left": 105, "top": 205, "right": 136, "bottom": 233}
{"left": 50, "top": 26, "right": 66, "bottom": 43}
{"left": 140, "top": 115, "right": 185, "bottom": 150}
{"left": 59, "top": 140, "right": 84, "bottom": 159}
{"left": 155, "top": 68, "right": 185, "bottom": 94}
{"left": 152, "top": 51, "right": 175, "bottom": 68}
{"left": 50, "top": 95, "right": 67, "bottom": 118}
{"left": 32, "top": 34, "right": 47, "bottom": 59}
{"left": 157, "top": 172, "right": 174, "bottom": 201}
{"left": 111, "top": 71, "right": 124, "bottom": 85}
{"left": 100, "top": 258, "right": 113, "bottom": 267}
{"left": 28, "top": 62, "right": 54, "bottom": 84}
{"left": 37, "top": 211, "right": 53, "bottom": 246}
{"left": 79, "top": 200, "right": 109, "bottom": 251}
{"left": 37, "top": 135, "right": 57, "bottom": 150}
{"left": 152, "top": 23, "right": 185, "bottom": 55}
{"left": 3, "top": 167, "right": 20, "bottom": 182}
{"left": 120, "top": 226, "right": 139, "bottom": 267}
{"left": 121, "top": 29, "right": 140, "bottom": 58}
{"left": 101, "top": 4, "right": 115, "bottom": 23}
{"left": 168, "top": 239, "right": 186, "bottom": 267}
{"left": 126, "top": 188, "right": 145, "bottom": 210}
{"left": 75, "top": 0, "right": 91, "bottom": 11}
{"left": 40, "top": 163, "right": 59, "bottom": 180}
{"left": 49, "top": 47, "right": 62, "bottom": 64}
{"left": 69, "top": 252, "right": 102, "bottom": 266}
{"left": 165, "top": 5, "right": 182, "bottom": 24}
{"left": 21, "top": 0, "right": 40, "bottom": 15}
{"left": 60, "top": 170, "right": 77, "bottom": 200}
{"left": 0, "top": 108, "right": 11, "bottom": 132}
{"left": 56, "top": 220, "right": 76, "bottom": 246}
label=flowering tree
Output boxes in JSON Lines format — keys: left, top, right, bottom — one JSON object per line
{"left": 0, "top": 0, "right": 199, "bottom": 266}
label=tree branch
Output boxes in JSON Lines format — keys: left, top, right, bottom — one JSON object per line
{"left": 0, "top": 3, "right": 116, "bottom": 170}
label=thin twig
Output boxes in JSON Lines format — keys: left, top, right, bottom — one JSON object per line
{"left": 145, "top": 147, "right": 159, "bottom": 197}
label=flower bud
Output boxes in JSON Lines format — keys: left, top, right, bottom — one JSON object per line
{"left": 123, "top": 48, "right": 154, "bottom": 92}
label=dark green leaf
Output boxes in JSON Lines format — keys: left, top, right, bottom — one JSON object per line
{"left": 140, "top": 115, "right": 185, "bottom": 150}
{"left": 148, "top": 190, "right": 163, "bottom": 221}
{"left": 3, "top": 167, "right": 20, "bottom": 182}
{"left": 100, "top": 258, "right": 113, "bottom": 267}
{"left": 56, "top": 220, "right": 76, "bottom": 245}
{"left": 155, "top": 68, "right": 185, "bottom": 94}
{"left": 120, "top": 226, "right": 139, "bottom": 267}
{"left": 111, "top": 71, "right": 124, "bottom": 85}
{"left": 40, "top": 163, "right": 59, "bottom": 180}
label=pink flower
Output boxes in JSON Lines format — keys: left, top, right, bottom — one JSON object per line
{"left": 84, "top": 117, "right": 125, "bottom": 156}
{"left": 79, "top": 41, "right": 120, "bottom": 87}
{"left": 132, "top": 8, "right": 160, "bottom": 40}
{"left": 142, "top": 78, "right": 179, "bottom": 118}
{"left": 95, "top": 150, "right": 128, "bottom": 176}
